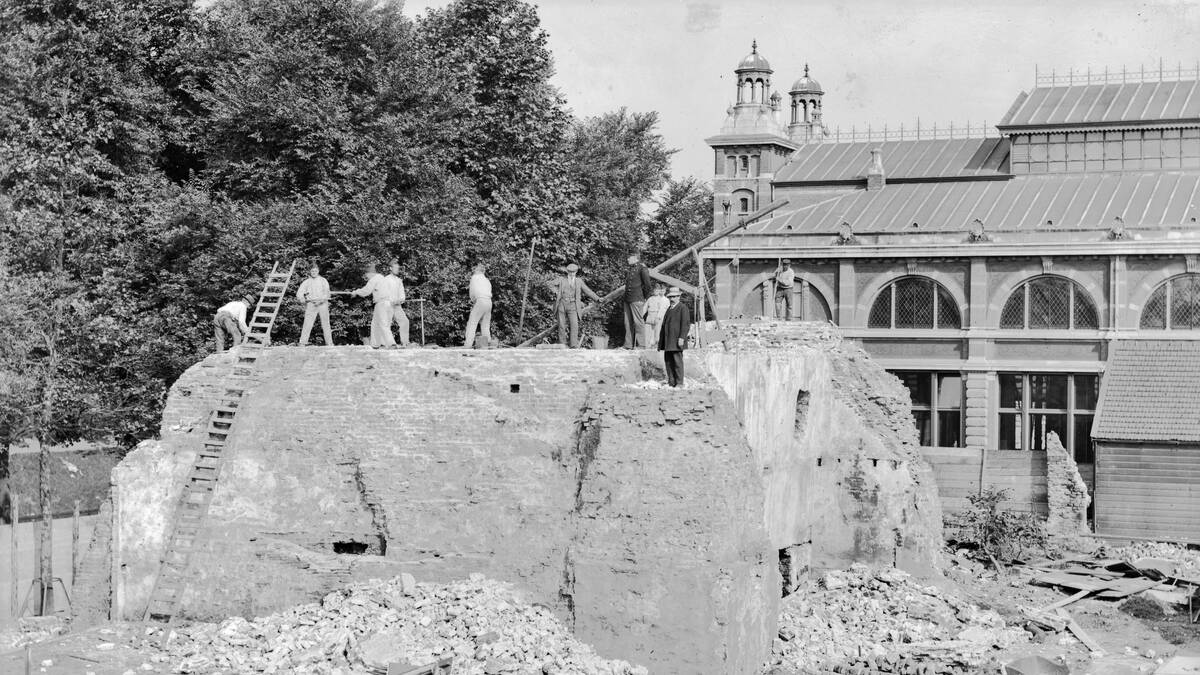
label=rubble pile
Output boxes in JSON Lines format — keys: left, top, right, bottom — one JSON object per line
{"left": 1102, "top": 542, "right": 1200, "bottom": 574}
{"left": 768, "top": 564, "right": 1027, "bottom": 675}
{"left": 156, "top": 574, "right": 645, "bottom": 675}
{"left": 0, "top": 616, "right": 68, "bottom": 651}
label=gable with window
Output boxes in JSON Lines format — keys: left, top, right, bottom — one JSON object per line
{"left": 999, "top": 276, "right": 1099, "bottom": 329}
{"left": 868, "top": 276, "right": 961, "bottom": 329}
{"left": 1140, "top": 274, "right": 1200, "bottom": 329}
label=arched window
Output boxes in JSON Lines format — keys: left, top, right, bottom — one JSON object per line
{"left": 1000, "top": 276, "right": 1098, "bottom": 329}
{"left": 868, "top": 277, "right": 961, "bottom": 329}
{"left": 740, "top": 278, "right": 832, "bottom": 322}
{"left": 1140, "top": 274, "right": 1200, "bottom": 329}
{"left": 732, "top": 188, "right": 754, "bottom": 214}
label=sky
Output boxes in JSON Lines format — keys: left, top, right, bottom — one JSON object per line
{"left": 403, "top": 0, "right": 1200, "bottom": 182}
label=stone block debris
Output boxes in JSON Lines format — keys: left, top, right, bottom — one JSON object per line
{"left": 767, "top": 564, "right": 1027, "bottom": 674}
{"left": 151, "top": 574, "right": 645, "bottom": 675}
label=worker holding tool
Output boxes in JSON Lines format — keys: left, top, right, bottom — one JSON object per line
{"left": 384, "top": 258, "right": 410, "bottom": 348}
{"left": 622, "top": 253, "right": 653, "bottom": 349}
{"left": 349, "top": 262, "right": 396, "bottom": 349}
{"left": 213, "top": 293, "right": 255, "bottom": 352}
{"left": 658, "top": 286, "right": 692, "bottom": 387}
{"left": 464, "top": 264, "right": 493, "bottom": 348}
{"left": 296, "top": 262, "right": 333, "bottom": 346}
{"left": 774, "top": 258, "right": 795, "bottom": 320}
{"left": 552, "top": 263, "right": 601, "bottom": 348}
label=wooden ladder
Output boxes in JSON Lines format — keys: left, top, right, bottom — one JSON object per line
{"left": 144, "top": 260, "right": 297, "bottom": 623}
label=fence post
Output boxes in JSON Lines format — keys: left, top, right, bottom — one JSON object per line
{"left": 9, "top": 492, "right": 17, "bottom": 618}
{"left": 72, "top": 500, "right": 80, "bottom": 586}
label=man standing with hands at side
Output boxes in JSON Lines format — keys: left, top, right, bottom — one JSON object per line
{"left": 622, "top": 253, "right": 653, "bottom": 349}
{"left": 658, "top": 286, "right": 691, "bottom": 387}
{"left": 553, "top": 263, "right": 601, "bottom": 348}
{"left": 774, "top": 258, "right": 795, "bottom": 320}
{"left": 296, "top": 262, "right": 333, "bottom": 346}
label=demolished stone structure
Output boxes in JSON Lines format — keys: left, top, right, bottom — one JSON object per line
{"left": 80, "top": 322, "right": 942, "bottom": 674}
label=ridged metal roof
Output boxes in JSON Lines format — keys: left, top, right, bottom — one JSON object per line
{"left": 749, "top": 171, "right": 1200, "bottom": 234}
{"left": 998, "top": 80, "right": 1200, "bottom": 128}
{"left": 773, "top": 137, "right": 1010, "bottom": 183}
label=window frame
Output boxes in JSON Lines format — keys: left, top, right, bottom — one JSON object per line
{"left": 999, "top": 276, "right": 1099, "bottom": 330}
{"left": 868, "top": 276, "right": 961, "bottom": 330}
{"left": 892, "top": 371, "right": 964, "bottom": 448}
{"left": 997, "top": 372, "right": 1097, "bottom": 462}
{"left": 1140, "top": 274, "right": 1200, "bottom": 330}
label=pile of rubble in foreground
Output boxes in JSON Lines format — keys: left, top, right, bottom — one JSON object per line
{"left": 159, "top": 574, "right": 645, "bottom": 675}
{"left": 767, "top": 565, "right": 1027, "bottom": 675}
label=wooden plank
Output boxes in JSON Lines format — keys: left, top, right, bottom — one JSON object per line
{"left": 1056, "top": 609, "right": 1105, "bottom": 655}
{"left": 1031, "top": 572, "right": 1111, "bottom": 592}
{"left": 1095, "top": 578, "right": 1162, "bottom": 599}
{"left": 1041, "top": 589, "right": 1094, "bottom": 611}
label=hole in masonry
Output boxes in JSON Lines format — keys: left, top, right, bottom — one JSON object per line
{"left": 333, "top": 541, "right": 369, "bottom": 555}
{"left": 510, "top": 383, "right": 521, "bottom": 393}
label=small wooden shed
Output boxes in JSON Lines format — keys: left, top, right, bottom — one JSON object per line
{"left": 1092, "top": 340, "right": 1200, "bottom": 543}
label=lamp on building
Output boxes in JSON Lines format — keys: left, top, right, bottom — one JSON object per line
{"left": 967, "top": 218, "right": 990, "bottom": 242}
{"left": 1109, "top": 216, "right": 1128, "bottom": 240}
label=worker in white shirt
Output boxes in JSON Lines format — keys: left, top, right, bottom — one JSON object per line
{"left": 213, "top": 293, "right": 254, "bottom": 352}
{"left": 385, "top": 259, "right": 410, "bottom": 348}
{"left": 642, "top": 284, "right": 670, "bottom": 348}
{"left": 350, "top": 263, "right": 396, "bottom": 349}
{"left": 464, "top": 264, "right": 492, "bottom": 348}
{"left": 296, "top": 262, "right": 333, "bottom": 346}
{"left": 774, "top": 258, "right": 796, "bottom": 320}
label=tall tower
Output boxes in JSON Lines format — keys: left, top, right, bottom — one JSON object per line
{"left": 788, "top": 64, "right": 828, "bottom": 143}
{"left": 705, "top": 41, "right": 798, "bottom": 230}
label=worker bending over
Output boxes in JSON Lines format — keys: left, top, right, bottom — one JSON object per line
{"left": 214, "top": 293, "right": 254, "bottom": 352}
{"left": 464, "top": 264, "right": 492, "bottom": 348}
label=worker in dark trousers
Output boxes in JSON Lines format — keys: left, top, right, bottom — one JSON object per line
{"left": 622, "top": 253, "right": 653, "bottom": 348}
{"left": 553, "top": 263, "right": 601, "bottom": 348}
{"left": 658, "top": 286, "right": 692, "bottom": 387}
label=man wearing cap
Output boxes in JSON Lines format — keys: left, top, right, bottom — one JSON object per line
{"left": 213, "top": 293, "right": 254, "bottom": 352}
{"left": 350, "top": 262, "right": 396, "bottom": 349}
{"left": 296, "top": 262, "right": 333, "bottom": 346}
{"left": 622, "top": 253, "right": 653, "bottom": 349}
{"left": 384, "top": 259, "right": 410, "bottom": 348}
{"left": 552, "top": 263, "right": 601, "bottom": 348}
{"left": 774, "top": 259, "right": 796, "bottom": 320}
{"left": 658, "top": 286, "right": 692, "bottom": 387}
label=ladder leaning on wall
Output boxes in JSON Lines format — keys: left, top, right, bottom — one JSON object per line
{"left": 143, "top": 260, "right": 297, "bottom": 623}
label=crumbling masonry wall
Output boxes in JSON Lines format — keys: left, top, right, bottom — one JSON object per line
{"left": 94, "top": 324, "right": 944, "bottom": 673}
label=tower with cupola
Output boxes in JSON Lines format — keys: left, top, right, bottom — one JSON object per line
{"left": 788, "top": 64, "right": 828, "bottom": 143}
{"left": 705, "top": 41, "right": 798, "bottom": 230}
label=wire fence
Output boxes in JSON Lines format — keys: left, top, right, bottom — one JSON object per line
{"left": 1035, "top": 62, "right": 1200, "bottom": 87}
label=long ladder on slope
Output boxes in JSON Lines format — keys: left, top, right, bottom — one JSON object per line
{"left": 144, "top": 260, "right": 297, "bottom": 622}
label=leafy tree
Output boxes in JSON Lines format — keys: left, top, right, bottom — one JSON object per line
{"left": 645, "top": 176, "right": 714, "bottom": 285}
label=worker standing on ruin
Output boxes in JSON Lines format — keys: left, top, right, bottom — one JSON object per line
{"left": 658, "top": 286, "right": 691, "bottom": 387}
{"left": 296, "top": 262, "right": 333, "bottom": 346}
{"left": 642, "top": 284, "right": 669, "bottom": 348}
{"left": 384, "top": 258, "right": 410, "bottom": 348}
{"left": 622, "top": 253, "right": 653, "bottom": 349}
{"left": 213, "top": 293, "right": 255, "bottom": 352}
{"left": 350, "top": 263, "right": 396, "bottom": 349}
{"left": 774, "top": 259, "right": 795, "bottom": 320}
{"left": 553, "top": 263, "right": 601, "bottom": 348}
{"left": 464, "top": 264, "right": 492, "bottom": 348}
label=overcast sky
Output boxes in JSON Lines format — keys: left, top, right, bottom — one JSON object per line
{"left": 404, "top": 0, "right": 1200, "bottom": 182}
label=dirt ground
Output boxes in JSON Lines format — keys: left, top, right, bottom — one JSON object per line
{"left": 4, "top": 549, "right": 1200, "bottom": 674}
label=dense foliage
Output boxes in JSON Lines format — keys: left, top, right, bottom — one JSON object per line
{"left": 0, "top": 0, "right": 712, "bottom": 458}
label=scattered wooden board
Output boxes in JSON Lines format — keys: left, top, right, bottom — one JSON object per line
{"left": 1054, "top": 608, "right": 1105, "bottom": 655}
{"left": 1030, "top": 572, "right": 1111, "bottom": 592}
{"left": 1094, "top": 578, "right": 1161, "bottom": 600}
{"left": 1040, "top": 589, "right": 1093, "bottom": 611}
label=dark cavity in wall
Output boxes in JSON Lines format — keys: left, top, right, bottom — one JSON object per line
{"left": 778, "top": 543, "right": 810, "bottom": 598}
{"left": 572, "top": 422, "right": 601, "bottom": 512}
{"left": 795, "top": 389, "right": 811, "bottom": 433}
{"left": 333, "top": 541, "right": 369, "bottom": 555}
{"left": 345, "top": 459, "right": 389, "bottom": 555}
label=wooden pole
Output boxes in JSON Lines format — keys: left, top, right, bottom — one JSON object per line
{"left": 515, "top": 198, "right": 795, "bottom": 347}
{"left": 10, "top": 492, "right": 17, "bottom": 618}
{"left": 36, "top": 436, "right": 51, "bottom": 616}
{"left": 516, "top": 238, "right": 537, "bottom": 342}
{"left": 71, "top": 501, "right": 80, "bottom": 586}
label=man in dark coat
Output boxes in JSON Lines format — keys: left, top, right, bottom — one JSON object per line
{"left": 658, "top": 286, "right": 692, "bottom": 387}
{"left": 622, "top": 253, "right": 653, "bottom": 349}
{"left": 553, "top": 263, "right": 601, "bottom": 348}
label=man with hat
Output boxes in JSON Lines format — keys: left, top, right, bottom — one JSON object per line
{"left": 657, "top": 286, "right": 692, "bottom": 387}
{"left": 213, "top": 293, "right": 255, "bottom": 352}
{"left": 552, "top": 263, "right": 601, "bottom": 348}
{"left": 296, "top": 261, "right": 333, "bottom": 346}
{"left": 774, "top": 258, "right": 796, "bottom": 320}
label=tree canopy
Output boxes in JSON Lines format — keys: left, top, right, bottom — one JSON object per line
{"left": 0, "top": 0, "right": 710, "bottom": 455}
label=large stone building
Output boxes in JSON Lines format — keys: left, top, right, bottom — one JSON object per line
{"left": 704, "top": 44, "right": 1200, "bottom": 535}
